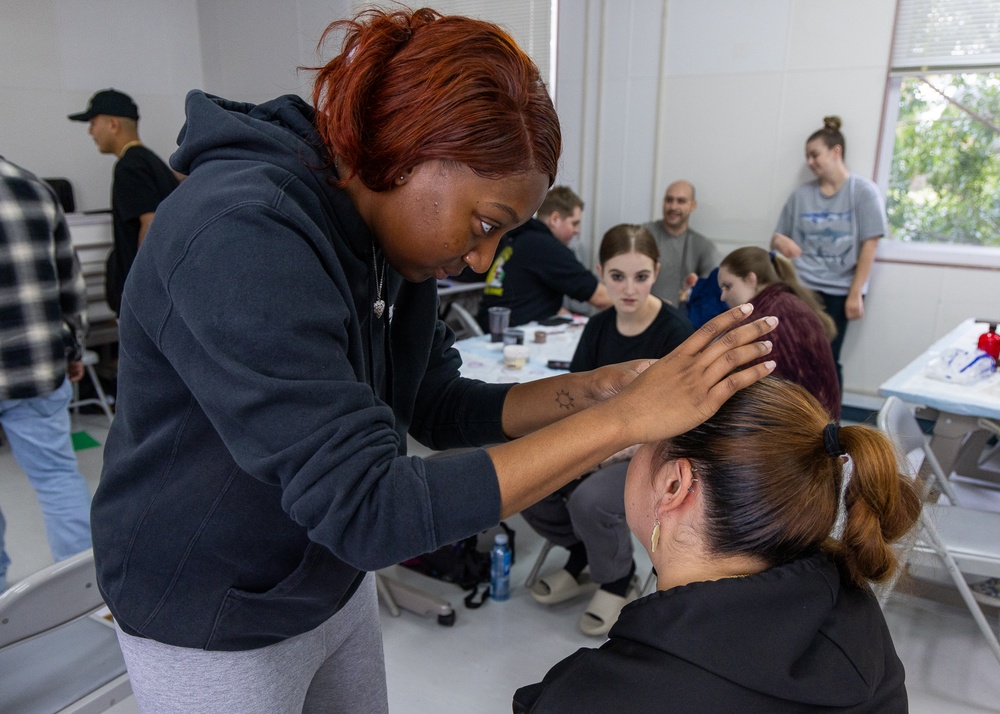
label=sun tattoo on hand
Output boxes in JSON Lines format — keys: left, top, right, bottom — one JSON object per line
{"left": 555, "top": 389, "right": 574, "bottom": 409}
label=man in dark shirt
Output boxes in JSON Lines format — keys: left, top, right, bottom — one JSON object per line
{"left": 477, "top": 186, "right": 611, "bottom": 328}
{"left": 69, "top": 88, "right": 180, "bottom": 314}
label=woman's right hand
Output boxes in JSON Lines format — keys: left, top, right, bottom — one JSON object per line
{"left": 598, "top": 305, "right": 777, "bottom": 447}
{"left": 771, "top": 233, "right": 802, "bottom": 259}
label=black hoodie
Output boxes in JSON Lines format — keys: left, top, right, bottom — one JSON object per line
{"left": 92, "top": 91, "right": 513, "bottom": 650}
{"left": 514, "top": 555, "right": 907, "bottom": 713}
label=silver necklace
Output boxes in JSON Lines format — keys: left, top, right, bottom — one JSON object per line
{"left": 372, "top": 247, "right": 386, "bottom": 319}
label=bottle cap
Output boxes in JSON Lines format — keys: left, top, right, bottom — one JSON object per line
{"left": 494, "top": 533, "right": 509, "bottom": 545}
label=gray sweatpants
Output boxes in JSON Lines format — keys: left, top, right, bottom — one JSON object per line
{"left": 115, "top": 572, "right": 388, "bottom": 714}
{"left": 520, "top": 460, "right": 633, "bottom": 584}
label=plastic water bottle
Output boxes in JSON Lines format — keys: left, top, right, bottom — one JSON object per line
{"left": 490, "top": 533, "right": 511, "bottom": 601}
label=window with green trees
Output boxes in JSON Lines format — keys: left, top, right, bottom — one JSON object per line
{"left": 887, "top": 72, "right": 1000, "bottom": 246}
{"left": 883, "top": 0, "right": 1000, "bottom": 248}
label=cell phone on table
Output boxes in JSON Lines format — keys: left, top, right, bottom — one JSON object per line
{"left": 546, "top": 360, "right": 571, "bottom": 370}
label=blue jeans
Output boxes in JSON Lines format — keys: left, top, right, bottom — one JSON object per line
{"left": 0, "top": 378, "right": 92, "bottom": 590}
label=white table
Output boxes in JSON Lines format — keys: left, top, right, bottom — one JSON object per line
{"left": 879, "top": 318, "right": 1000, "bottom": 473}
{"left": 437, "top": 280, "right": 486, "bottom": 297}
{"left": 456, "top": 319, "right": 586, "bottom": 383}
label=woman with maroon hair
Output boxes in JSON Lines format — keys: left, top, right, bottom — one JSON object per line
{"left": 91, "top": 8, "right": 776, "bottom": 712}
{"left": 718, "top": 246, "right": 841, "bottom": 419}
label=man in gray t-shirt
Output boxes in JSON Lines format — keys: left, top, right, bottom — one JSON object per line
{"left": 643, "top": 180, "right": 720, "bottom": 306}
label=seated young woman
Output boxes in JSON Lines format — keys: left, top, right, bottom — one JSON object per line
{"left": 514, "top": 377, "right": 920, "bottom": 712}
{"left": 522, "top": 224, "right": 694, "bottom": 636}
{"left": 718, "top": 246, "right": 841, "bottom": 419}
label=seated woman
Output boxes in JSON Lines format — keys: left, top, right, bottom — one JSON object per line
{"left": 522, "top": 224, "right": 694, "bottom": 637}
{"left": 514, "top": 377, "right": 921, "bottom": 713}
{"left": 718, "top": 246, "right": 841, "bottom": 419}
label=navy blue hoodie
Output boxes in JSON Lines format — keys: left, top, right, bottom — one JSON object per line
{"left": 514, "top": 555, "right": 908, "bottom": 713}
{"left": 92, "top": 91, "right": 513, "bottom": 650}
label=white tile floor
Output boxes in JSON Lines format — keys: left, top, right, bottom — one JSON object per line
{"left": 2, "top": 412, "right": 999, "bottom": 713}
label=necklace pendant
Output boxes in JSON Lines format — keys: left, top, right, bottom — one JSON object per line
{"left": 373, "top": 298, "right": 385, "bottom": 319}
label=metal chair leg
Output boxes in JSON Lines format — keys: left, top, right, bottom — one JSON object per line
{"left": 524, "top": 540, "right": 555, "bottom": 589}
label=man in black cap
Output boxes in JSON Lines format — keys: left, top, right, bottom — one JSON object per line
{"left": 69, "top": 88, "right": 179, "bottom": 315}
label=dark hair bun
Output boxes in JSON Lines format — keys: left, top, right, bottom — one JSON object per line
{"left": 823, "top": 115, "right": 842, "bottom": 131}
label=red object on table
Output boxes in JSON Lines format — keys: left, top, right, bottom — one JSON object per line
{"left": 977, "top": 322, "right": 1000, "bottom": 362}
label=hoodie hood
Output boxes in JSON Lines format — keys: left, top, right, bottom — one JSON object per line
{"left": 167, "top": 90, "right": 373, "bottom": 264}
{"left": 611, "top": 555, "right": 888, "bottom": 708}
{"left": 172, "top": 91, "right": 325, "bottom": 178}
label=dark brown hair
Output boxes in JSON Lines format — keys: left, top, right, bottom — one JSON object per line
{"left": 655, "top": 377, "right": 920, "bottom": 589}
{"left": 720, "top": 246, "right": 837, "bottom": 341}
{"left": 807, "top": 115, "right": 846, "bottom": 159}
{"left": 310, "top": 7, "right": 561, "bottom": 191}
{"left": 598, "top": 224, "right": 659, "bottom": 266}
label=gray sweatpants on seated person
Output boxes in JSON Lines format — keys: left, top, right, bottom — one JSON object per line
{"left": 115, "top": 571, "right": 387, "bottom": 714}
{"left": 521, "top": 460, "right": 632, "bottom": 585}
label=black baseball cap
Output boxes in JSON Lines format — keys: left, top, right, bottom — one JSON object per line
{"left": 67, "top": 89, "right": 139, "bottom": 121}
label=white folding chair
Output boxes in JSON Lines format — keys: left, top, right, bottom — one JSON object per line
{"left": 877, "top": 396, "right": 961, "bottom": 505}
{"left": 0, "top": 549, "right": 131, "bottom": 713}
{"left": 442, "top": 302, "right": 484, "bottom": 340}
{"left": 69, "top": 350, "right": 115, "bottom": 425}
{"left": 877, "top": 396, "right": 1000, "bottom": 666}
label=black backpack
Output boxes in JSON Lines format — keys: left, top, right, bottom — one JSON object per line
{"left": 400, "top": 522, "right": 515, "bottom": 608}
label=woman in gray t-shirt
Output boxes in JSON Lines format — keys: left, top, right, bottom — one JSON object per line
{"left": 770, "top": 116, "right": 887, "bottom": 388}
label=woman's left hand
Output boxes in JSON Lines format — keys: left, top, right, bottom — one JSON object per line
{"left": 846, "top": 292, "right": 865, "bottom": 320}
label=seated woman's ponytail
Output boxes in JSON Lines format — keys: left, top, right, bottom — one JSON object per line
{"left": 827, "top": 425, "right": 922, "bottom": 588}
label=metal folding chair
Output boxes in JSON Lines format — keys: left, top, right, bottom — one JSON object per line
{"left": 878, "top": 396, "right": 1000, "bottom": 666}
{"left": 69, "top": 350, "right": 114, "bottom": 425}
{"left": 0, "top": 549, "right": 131, "bottom": 712}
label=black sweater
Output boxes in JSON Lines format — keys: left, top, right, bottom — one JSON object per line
{"left": 569, "top": 302, "right": 693, "bottom": 372}
{"left": 92, "top": 92, "right": 513, "bottom": 651}
{"left": 515, "top": 555, "right": 908, "bottom": 713}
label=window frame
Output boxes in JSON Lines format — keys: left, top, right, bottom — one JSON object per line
{"left": 874, "top": 0, "right": 1000, "bottom": 267}
{"left": 876, "top": 71, "right": 1000, "bottom": 267}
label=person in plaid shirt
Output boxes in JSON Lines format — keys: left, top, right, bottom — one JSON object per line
{"left": 0, "top": 155, "right": 93, "bottom": 591}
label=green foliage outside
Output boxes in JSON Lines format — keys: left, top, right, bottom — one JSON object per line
{"left": 887, "top": 72, "right": 1000, "bottom": 246}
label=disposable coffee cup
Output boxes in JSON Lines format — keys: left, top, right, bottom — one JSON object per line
{"left": 488, "top": 306, "right": 511, "bottom": 343}
{"left": 502, "top": 328, "right": 525, "bottom": 346}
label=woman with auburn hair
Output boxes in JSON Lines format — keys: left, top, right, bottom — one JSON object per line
{"left": 90, "top": 8, "right": 776, "bottom": 712}
{"left": 515, "top": 377, "right": 921, "bottom": 713}
{"left": 719, "top": 245, "right": 841, "bottom": 419}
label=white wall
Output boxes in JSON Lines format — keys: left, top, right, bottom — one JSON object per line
{"left": 555, "top": 0, "right": 667, "bottom": 271}
{"left": 197, "top": 0, "right": 353, "bottom": 103}
{"left": 0, "top": 0, "right": 202, "bottom": 212}
{"left": 556, "top": 0, "right": 1000, "bottom": 400}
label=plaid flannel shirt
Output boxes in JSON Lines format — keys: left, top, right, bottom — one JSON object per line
{"left": 0, "top": 156, "right": 88, "bottom": 400}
